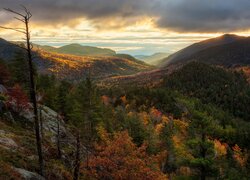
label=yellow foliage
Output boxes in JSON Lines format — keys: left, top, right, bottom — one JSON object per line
{"left": 96, "top": 126, "right": 110, "bottom": 144}
{"left": 139, "top": 112, "right": 150, "bottom": 126}
{"left": 162, "top": 115, "right": 169, "bottom": 124}
{"left": 174, "top": 119, "right": 188, "bottom": 136}
{"left": 178, "top": 166, "right": 191, "bottom": 176}
{"left": 172, "top": 135, "right": 182, "bottom": 147}
{"left": 172, "top": 134, "right": 192, "bottom": 160}
{"left": 155, "top": 123, "right": 164, "bottom": 134}
{"left": 214, "top": 139, "right": 227, "bottom": 157}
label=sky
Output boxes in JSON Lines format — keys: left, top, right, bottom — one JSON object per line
{"left": 1, "top": 0, "right": 250, "bottom": 55}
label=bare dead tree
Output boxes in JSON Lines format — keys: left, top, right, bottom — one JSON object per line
{"left": 0, "top": 6, "right": 45, "bottom": 176}
{"left": 73, "top": 131, "right": 81, "bottom": 180}
{"left": 39, "top": 107, "right": 44, "bottom": 140}
{"left": 57, "top": 115, "right": 62, "bottom": 159}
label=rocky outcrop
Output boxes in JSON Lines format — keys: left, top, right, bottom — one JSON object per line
{"left": 0, "top": 84, "right": 7, "bottom": 94}
{"left": 0, "top": 130, "right": 18, "bottom": 150}
{"left": 14, "top": 168, "right": 45, "bottom": 180}
{"left": 38, "top": 106, "right": 74, "bottom": 143}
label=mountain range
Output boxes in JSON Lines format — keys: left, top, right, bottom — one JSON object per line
{"left": 101, "top": 34, "right": 250, "bottom": 87}
{"left": 1, "top": 34, "right": 250, "bottom": 85}
{"left": 159, "top": 34, "right": 247, "bottom": 67}
{"left": 0, "top": 38, "right": 152, "bottom": 81}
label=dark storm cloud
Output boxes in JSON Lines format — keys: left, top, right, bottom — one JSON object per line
{"left": 1, "top": 0, "right": 250, "bottom": 32}
{"left": 155, "top": 0, "right": 250, "bottom": 32}
{"left": 0, "top": 0, "right": 152, "bottom": 24}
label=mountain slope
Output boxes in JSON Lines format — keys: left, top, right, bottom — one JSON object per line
{"left": 135, "top": 53, "right": 169, "bottom": 65}
{"left": 170, "top": 37, "right": 250, "bottom": 67}
{"left": 164, "top": 62, "right": 250, "bottom": 121}
{"left": 0, "top": 38, "right": 152, "bottom": 81}
{"left": 36, "top": 43, "right": 116, "bottom": 56}
{"left": 36, "top": 50, "right": 152, "bottom": 80}
{"left": 160, "top": 34, "right": 244, "bottom": 67}
{"left": 99, "top": 34, "right": 250, "bottom": 88}
{"left": 0, "top": 38, "right": 21, "bottom": 61}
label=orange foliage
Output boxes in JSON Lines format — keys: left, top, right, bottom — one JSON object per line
{"left": 101, "top": 95, "right": 110, "bottom": 106}
{"left": 83, "top": 131, "right": 166, "bottom": 180}
{"left": 232, "top": 144, "right": 248, "bottom": 167}
{"left": 174, "top": 119, "right": 188, "bottom": 136}
{"left": 139, "top": 111, "right": 150, "bottom": 126}
{"left": 155, "top": 116, "right": 170, "bottom": 134}
{"left": 150, "top": 107, "right": 162, "bottom": 122}
{"left": 214, "top": 139, "right": 227, "bottom": 157}
{"left": 120, "top": 95, "right": 127, "bottom": 105}
{"left": 162, "top": 115, "right": 169, "bottom": 123}
{"left": 155, "top": 123, "right": 164, "bottom": 134}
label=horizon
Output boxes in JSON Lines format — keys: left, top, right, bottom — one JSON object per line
{"left": 1, "top": 1, "right": 250, "bottom": 55}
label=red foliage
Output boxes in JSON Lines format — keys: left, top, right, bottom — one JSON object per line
{"left": 83, "top": 131, "right": 166, "bottom": 180}
{"left": 7, "top": 84, "right": 30, "bottom": 113}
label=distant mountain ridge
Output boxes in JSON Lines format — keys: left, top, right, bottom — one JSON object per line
{"left": 135, "top": 52, "right": 169, "bottom": 65}
{"left": 0, "top": 38, "right": 152, "bottom": 81}
{"left": 160, "top": 34, "right": 245, "bottom": 67}
{"left": 101, "top": 34, "right": 250, "bottom": 87}
{"left": 36, "top": 43, "right": 116, "bottom": 56}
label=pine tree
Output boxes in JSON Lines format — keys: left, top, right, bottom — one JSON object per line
{"left": 9, "top": 51, "right": 30, "bottom": 90}
{"left": 187, "top": 111, "right": 218, "bottom": 179}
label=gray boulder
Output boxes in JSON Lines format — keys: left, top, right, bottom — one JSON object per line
{"left": 14, "top": 168, "right": 45, "bottom": 180}
{"left": 0, "top": 84, "right": 7, "bottom": 94}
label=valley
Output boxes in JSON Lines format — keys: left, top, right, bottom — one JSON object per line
{"left": 1, "top": 26, "right": 250, "bottom": 180}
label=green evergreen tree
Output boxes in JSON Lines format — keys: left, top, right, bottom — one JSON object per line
{"left": 187, "top": 111, "right": 218, "bottom": 179}
{"left": 9, "top": 51, "right": 30, "bottom": 90}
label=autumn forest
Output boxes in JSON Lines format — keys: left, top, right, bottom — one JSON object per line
{"left": 0, "top": 1, "right": 250, "bottom": 180}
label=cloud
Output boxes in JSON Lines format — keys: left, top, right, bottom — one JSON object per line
{"left": 155, "top": 0, "right": 250, "bottom": 32}
{"left": 0, "top": 0, "right": 152, "bottom": 27}
{"left": 1, "top": 0, "right": 250, "bottom": 32}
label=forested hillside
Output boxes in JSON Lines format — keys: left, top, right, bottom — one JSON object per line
{"left": 1, "top": 56, "right": 249, "bottom": 179}
{"left": 159, "top": 34, "right": 244, "bottom": 67}
{"left": 169, "top": 38, "right": 250, "bottom": 67}
{"left": 0, "top": 38, "right": 152, "bottom": 81}
{"left": 35, "top": 50, "right": 151, "bottom": 80}
{"left": 165, "top": 62, "right": 250, "bottom": 121}
{"left": 36, "top": 43, "right": 116, "bottom": 56}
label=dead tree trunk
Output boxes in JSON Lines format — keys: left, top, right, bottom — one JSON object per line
{"left": 40, "top": 108, "right": 44, "bottom": 140}
{"left": 73, "top": 131, "right": 81, "bottom": 180}
{"left": 57, "top": 116, "right": 62, "bottom": 159}
{"left": 0, "top": 6, "right": 44, "bottom": 176}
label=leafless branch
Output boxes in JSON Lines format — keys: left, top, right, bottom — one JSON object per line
{"left": 20, "top": 5, "right": 32, "bottom": 20}
{"left": 14, "top": 17, "right": 25, "bottom": 23}
{"left": 2, "top": 6, "right": 45, "bottom": 175}
{"left": 0, "top": 26, "right": 26, "bottom": 34}
{"left": 30, "top": 43, "right": 34, "bottom": 50}
{"left": 4, "top": 8, "right": 26, "bottom": 18}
